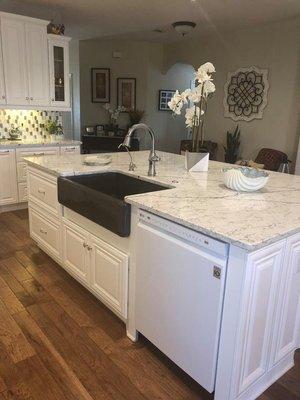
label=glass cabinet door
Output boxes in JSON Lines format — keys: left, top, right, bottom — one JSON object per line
{"left": 53, "top": 45, "right": 65, "bottom": 102}
{"left": 48, "top": 35, "right": 70, "bottom": 108}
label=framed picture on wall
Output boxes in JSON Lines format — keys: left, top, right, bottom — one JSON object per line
{"left": 158, "top": 89, "right": 175, "bottom": 111}
{"left": 91, "top": 68, "right": 110, "bottom": 103}
{"left": 117, "top": 78, "right": 136, "bottom": 111}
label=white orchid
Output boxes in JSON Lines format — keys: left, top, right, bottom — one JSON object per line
{"left": 203, "top": 80, "right": 216, "bottom": 96}
{"left": 168, "top": 90, "right": 184, "bottom": 115}
{"left": 195, "top": 62, "right": 216, "bottom": 84}
{"left": 168, "top": 62, "right": 216, "bottom": 152}
{"left": 185, "top": 106, "right": 203, "bottom": 128}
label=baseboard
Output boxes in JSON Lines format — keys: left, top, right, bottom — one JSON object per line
{"left": 0, "top": 202, "right": 28, "bottom": 213}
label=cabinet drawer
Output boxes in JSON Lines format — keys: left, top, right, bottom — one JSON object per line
{"left": 28, "top": 171, "right": 59, "bottom": 215}
{"left": 18, "top": 182, "right": 28, "bottom": 202}
{"left": 29, "top": 207, "right": 61, "bottom": 260}
{"left": 17, "top": 161, "right": 28, "bottom": 182}
{"left": 16, "top": 146, "right": 59, "bottom": 162}
{"left": 60, "top": 145, "right": 80, "bottom": 155}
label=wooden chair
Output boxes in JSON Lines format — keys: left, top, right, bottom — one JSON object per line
{"left": 255, "top": 148, "right": 288, "bottom": 172}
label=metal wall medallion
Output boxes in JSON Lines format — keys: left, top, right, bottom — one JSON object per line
{"left": 223, "top": 66, "right": 269, "bottom": 122}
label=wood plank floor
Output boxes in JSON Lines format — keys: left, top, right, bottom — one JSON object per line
{"left": 0, "top": 209, "right": 299, "bottom": 400}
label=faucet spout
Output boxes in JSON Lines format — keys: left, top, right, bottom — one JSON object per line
{"left": 120, "top": 123, "right": 160, "bottom": 176}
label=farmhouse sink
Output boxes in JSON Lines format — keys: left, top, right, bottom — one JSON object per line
{"left": 57, "top": 172, "right": 169, "bottom": 237}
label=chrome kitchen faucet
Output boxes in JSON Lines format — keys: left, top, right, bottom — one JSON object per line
{"left": 118, "top": 123, "right": 161, "bottom": 176}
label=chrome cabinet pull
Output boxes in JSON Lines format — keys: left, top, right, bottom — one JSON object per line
{"left": 37, "top": 188, "right": 45, "bottom": 195}
{"left": 40, "top": 228, "right": 47, "bottom": 234}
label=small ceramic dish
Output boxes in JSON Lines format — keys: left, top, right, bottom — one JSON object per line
{"left": 222, "top": 167, "right": 269, "bottom": 192}
{"left": 82, "top": 154, "right": 112, "bottom": 166}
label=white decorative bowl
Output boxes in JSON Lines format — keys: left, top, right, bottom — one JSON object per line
{"left": 222, "top": 167, "right": 269, "bottom": 192}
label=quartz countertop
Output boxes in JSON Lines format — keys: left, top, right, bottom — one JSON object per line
{"left": 24, "top": 151, "right": 300, "bottom": 251}
{"left": 0, "top": 138, "right": 81, "bottom": 148}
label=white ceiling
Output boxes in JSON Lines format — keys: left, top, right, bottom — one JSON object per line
{"left": 1, "top": 0, "right": 300, "bottom": 41}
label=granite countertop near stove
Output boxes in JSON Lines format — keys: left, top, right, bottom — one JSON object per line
{"left": 0, "top": 138, "right": 81, "bottom": 148}
{"left": 24, "top": 151, "right": 300, "bottom": 251}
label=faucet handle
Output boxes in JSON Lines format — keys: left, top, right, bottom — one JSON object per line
{"left": 150, "top": 152, "right": 161, "bottom": 162}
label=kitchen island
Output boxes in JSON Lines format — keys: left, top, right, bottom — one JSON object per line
{"left": 24, "top": 151, "right": 300, "bottom": 400}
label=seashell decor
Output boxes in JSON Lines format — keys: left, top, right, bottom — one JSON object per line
{"left": 223, "top": 167, "right": 269, "bottom": 192}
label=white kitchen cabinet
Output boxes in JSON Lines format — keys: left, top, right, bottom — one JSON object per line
{"left": 29, "top": 204, "right": 61, "bottom": 262}
{"left": 0, "top": 12, "right": 71, "bottom": 110}
{"left": 1, "top": 16, "right": 28, "bottom": 105}
{"left": 61, "top": 216, "right": 128, "bottom": 319}
{"left": 0, "top": 148, "right": 18, "bottom": 205}
{"left": 62, "top": 218, "right": 90, "bottom": 285}
{"left": 0, "top": 29, "right": 6, "bottom": 105}
{"left": 48, "top": 35, "right": 71, "bottom": 109}
{"left": 90, "top": 234, "right": 128, "bottom": 318}
{"left": 25, "top": 22, "right": 49, "bottom": 106}
{"left": 271, "top": 233, "right": 300, "bottom": 365}
{"left": 231, "top": 241, "right": 285, "bottom": 396}
{"left": 0, "top": 14, "right": 49, "bottom": 107}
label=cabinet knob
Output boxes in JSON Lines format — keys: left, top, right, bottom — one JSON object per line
{"left": 83, "top": 242, "right": 87, "bottom": 248}
{"left": 30, "top": 97, "right": 33, "bottom": 100}
{"left": 2, "top": 95, "right": 5, "bottom": 99}
{"left": 25, "top": 96, "right": 29, "bottom": 100}
{"left": 51, "top": 98, "right": 55, "bottom": 102}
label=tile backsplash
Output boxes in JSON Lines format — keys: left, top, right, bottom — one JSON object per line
{"left": 0, "top": 109, "right": 63, "bottom": 140}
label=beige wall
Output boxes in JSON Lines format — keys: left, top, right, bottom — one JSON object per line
{"left": 164, "top": 18, "right": 300, "bottom": 163}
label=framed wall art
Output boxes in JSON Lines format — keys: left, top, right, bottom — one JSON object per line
{"left": 117, "top": 78, "right": 136, "bottom": 111}
{"left": 223, "top": 66, "right": 269, "bottom": 121}
{"left": 91, "top": 68, "right": 110, "bottom": 103}
{"left": 158, "top": 89, "right": 175, "bottom": 111}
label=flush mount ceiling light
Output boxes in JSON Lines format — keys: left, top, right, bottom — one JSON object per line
{"left": 172, "top": 21, "right": 196, "bottom": 36}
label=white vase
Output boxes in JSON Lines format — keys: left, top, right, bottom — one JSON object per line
{"left": 185, "top": 151, "right": 209, "bottom": 172}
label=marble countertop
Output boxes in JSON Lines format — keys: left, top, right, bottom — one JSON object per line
{"left": 24, "top": 151, "right": 300, "bottom": 251}
{"left": 0, "top": 138, "right": 81, "bottom": 148}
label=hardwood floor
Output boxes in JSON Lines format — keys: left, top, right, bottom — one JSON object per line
{"left": 0, "top": 209, "right": 299, "bottom": 400}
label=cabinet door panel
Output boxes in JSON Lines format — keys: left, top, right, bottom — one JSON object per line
{"left": 90, "top": 234, "right": 128, "bottom": 318}
{"left": 48, "top": 38, "right": 70, "bottom": 108}
{"left": 0, "top": 149, "right": 18, "bottom": 205}
{"left": 233, "top": 242, "right": 285, "bottom": 396}
{"left": 0, "top": 30, "right": 6, "bottom": 104}
{"left": 62, "top": 219, "right": 89, "bottom": 284}
{"left": 1, "top": 17, "right": 28, "bottom": 105}
{"left": 25, "top": 22, "right": 49, "bottom": 106}
{"left": 272, "top": 234, "right": 300, "bottom": 364}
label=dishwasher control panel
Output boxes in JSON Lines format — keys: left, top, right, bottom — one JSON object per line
{"left": 139, "top": 210, "right": 228, "bottom": 258}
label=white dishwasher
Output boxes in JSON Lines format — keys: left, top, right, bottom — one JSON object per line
{"left": 135, "top": 210, "right": 228, "bottom": 393}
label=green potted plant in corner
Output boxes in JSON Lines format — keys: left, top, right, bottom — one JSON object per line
{"left": 224, "top": 125, "right": 241, "bottom": 164}
{"left": 45, "top": 119, "right": 63, "bottom": 140}
{"left": 168, "top": 62, "right": 216, "bottom": 171}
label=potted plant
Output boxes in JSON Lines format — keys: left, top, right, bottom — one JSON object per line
{"left": 168, "top": 62, "right": 216, "bottom": 171}
{"left": 224, "top": 125, "right": 241, "bottom": 164}
{"left": 45, "top": 119, "right": 63, "bottom": 138}
{"left": 103, "top": 104, "right": 125, "bottom": 131}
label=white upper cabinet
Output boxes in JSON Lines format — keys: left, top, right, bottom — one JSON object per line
{"left": 25, "top": 22, "right": 49, "bottom": 106}
{"left": 1, "top": 16, "right": 28, "bottom": 105}
{"left": 48, "top": 35, "right": 71, "bottom": 109}
{"left": 0, "top": 12, "right": 71, "bottom": 110}
{"left": 0, "top": 29, "right": 6, "bottom": 104}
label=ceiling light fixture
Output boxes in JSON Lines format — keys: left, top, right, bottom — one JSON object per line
{"left": 172, "top": 21, "right": 196, "bottom": 36}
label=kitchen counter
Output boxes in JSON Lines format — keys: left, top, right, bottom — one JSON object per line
{"left": 24, "top": 150, "right": 300, "bottom": 251}
{"left": 0, "top": 138, "right": 81, "bottom": 148}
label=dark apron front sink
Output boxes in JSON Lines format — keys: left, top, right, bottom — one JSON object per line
{"left": 57, "top": 172, "right": 169, "bottom": 237}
